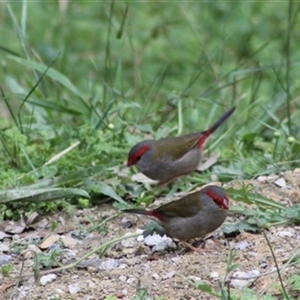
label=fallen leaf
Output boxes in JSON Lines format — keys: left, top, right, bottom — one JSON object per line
{"left": 1, "top": 215, "right": 26, "bottom": 234}
{"left": 26, "top": 212, "right": 39, "bottom": 226}
{"left": 0, "top": 280, "right": 17, "bottom": 292}
{"left": 197, "top": 154, "right": 220, "bottom": 171}
{"left": 131, "top": 173, "right": 158, "bottom": 185}
{"left": 39, "top": 234, "right": 60, "bottom": 250}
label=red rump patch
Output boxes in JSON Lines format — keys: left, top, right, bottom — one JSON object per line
{"left": 197, "top": 129, "right": 213, "bottom": 148}
{"left": 148, "top": 210, "right": 165, "bottom": 221}
{"left": 206, "top": 189, "right": 229, "bottom": 210}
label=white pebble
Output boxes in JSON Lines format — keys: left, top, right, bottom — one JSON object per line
{"left": 257, "top": 176, "right": 267, "bottom": 182}
{"left": 87, "top": 280, "right": 95, "bottom": 288}
{"left": 40, "top": 274, "right": 57, "bottom": 286}
{"left": 235, "top": 241, "right": 250, "bottom": 250}
{"left": 137, "top": 235, "right": 144, "bottom": 242}
{"left": 276, "top": 230, "right": 293, "bottom": 238}
{"left": 55, "top": 289, "right": 64, "bottom": 294}
{"left": 99, "top": 258, "right": 119, "bottom": 270}
{"left": 68, "top": 283, "right": 81, "bottom": 294}
{"left": 210, "top": 271, "right": 219, "bottom": 279}
{"left": 163, "top": 271, "right": 176, "bottom": 279}
{"left": 274, "top": 177, "right": 286, "bottom": 188}
{"left": 126, "top": 277, "right": 136, "bottom": 285}
{"left": 144, "top": 234, "right": 175, "bottom": 251}
{"left": 0, "top": 243, "right": 9, "bottom": 252}
{"left": 171, "top": 257, "right": 181, "bottom": 263}
{"left": 152, "top": 273, "right": 160, "bottom": 280}
{"left": 121, "top": 237, "right": 138, "bottom": 248}
{"left": 188, "top": 275, "right": 201, "bottom": 282}
{"left": 231, "top": 270, "right": 260, "bottom": 289}
{"left": 119, "top": 275, "right": 127, "bottom": 282}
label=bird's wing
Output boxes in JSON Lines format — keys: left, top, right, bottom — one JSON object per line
{"left": 153, "top": 133, "right": 201, "bottom": 162}
{"left": 155, "top": 193, "right": 202, "bottom": 218}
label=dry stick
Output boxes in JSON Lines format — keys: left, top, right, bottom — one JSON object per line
{"left": 14, "top": 232, "right": 141, "bottom": 281}
{"left": 255, "top": 218, "right": 290, "bottom": 300}
{"left": 9, "top": 250, "right": 36, "bottom": 300}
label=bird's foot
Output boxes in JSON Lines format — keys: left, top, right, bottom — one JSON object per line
{"left": 181, "top": 240, "right": 210, "bottom": 253}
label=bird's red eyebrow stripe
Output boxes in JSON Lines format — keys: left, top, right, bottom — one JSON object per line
{"left": 206, "top": 189, "right": 229, "bottom": 210}
{"left": 127, "top": 145, "right": 150, "bottom": 166}
{"left": 135, "top": 145, "right": 150, "bottom": 158}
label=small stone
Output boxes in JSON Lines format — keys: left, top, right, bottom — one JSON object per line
{"left": 260, "top": 261, "right": 268, "bottom": 268}
{"left": 163, "top": 271, "right": 176, "bottom": 279}
{"left": 40, "top": 274, "right": 57, "bottom": 286}
{"left": 70, "top": 230, "right": 87, "bottom": 240}
{"left": 152, "top": 273, "right": 160, "bottom": 280}
{"left": 210, "top": 271, "right": 219, "bottom": 279}
{"left": 231, "top": 270, "right": 260, "bottom": 289}
{"left": 119, "top": 275, "right": 127, "bottom": 282}
{"left": 0, "top": 231, "right": 11, "bottom": 240}
{"left": 61, "top": 235, "right": 79, "bottom": 249}
{"left": 235, "top": 241, "right": 250, "bottom": 250}
{"left": 68, "top": 283, "right": 81, "bottom": 294}
{"left": 99, "top": 258, "right": 119, "bottom": 270}
{"left": 257, "top": 176, "right": 267, "bottom": 182}
{"left": 87, "top": 280, "right": 96, "bottom": 288}
{"left": 137, "top": 235, "right": 144, "bottom": 242}
{"left": 121, "top": 236, "right": 138, "bottom": 248}
{"left": 274, "top": 178, "right": 286, "bottom": 188}
{"left": 248, "top": 251, "right": 258, "bottom": 257}
{"left": 171, "top": 257, "right": 181, "bottom": 263}
{"left": 122, "top": 248, "right": 135, "bottom": 256}
{"left": 0, "top": 243, "right": 9, "bottom": 252}
{"left": 144, "top": 234, "right": 175, "bottom": 251}
{"left": 121, "top": 217, "right": 134, "bottom": 228}
{"left": 126, "top": 277, "right": 136, "bottom": 285}
{"left": 188, "top": 275, "right": 201, "bottom": 282}
{"left": 55, "top": 288, "right": 64, "bottom": 294}
{"left": 87, "top": 266, "right": 98, "bottom": 273}
{"left": 12, "top": 234, "right": 20, "bottom": 241}
{"left": 49, "top": 243, "right": 61, "bottom": 252}
{"left": 276, "top": 230, "right": 293, "bottom": 238}
{"left": 126, "top": 257, "right": 140, "bottom": 266}
{"left": 0, "top": 254, "right": 12, "bottom": 266}
{"left": 118, "top": 264, "right": 127, "bottom": 270}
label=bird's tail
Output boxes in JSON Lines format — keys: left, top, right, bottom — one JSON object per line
{"left": 197, "top": 107, "right": 235, "bottom": 148}
{"left": 122, "top": 209, "right": 149, "bottom": 215}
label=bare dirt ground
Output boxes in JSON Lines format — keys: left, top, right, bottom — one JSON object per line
{"left": 1, "top": 169, "right": 300, "bottom": 300}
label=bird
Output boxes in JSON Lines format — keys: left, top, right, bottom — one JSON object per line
{"left": 123, "top": 185, "right": 229, "bottom": 251}
{"left": 127, "top": 107, "right": 235, "bottom": 185}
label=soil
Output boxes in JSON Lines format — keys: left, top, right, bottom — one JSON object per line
{"left": 1, "top": 169, "right": 300, "bottom": 300}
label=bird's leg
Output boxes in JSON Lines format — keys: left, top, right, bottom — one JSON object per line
{"left": 181, "top": 239, "right": 212, "bottom": 253}
{"left": 181, "top": 241, "right": 208, "bottom": 253}
{"left": 182, "top": 241, "right": 203, "bottom": 252}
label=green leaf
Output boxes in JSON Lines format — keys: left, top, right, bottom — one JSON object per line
{"left": 143, "top": 221, "right": 166, "bottom": 238}
{"left": 222, "top": 221, "right": 259, "bottom": 234}
{"left": 96, "top": 182, "right": 127, "bottom": 205}
{"left": 227, "top": 187, "right": 285, "bottom": 209}
{"left": 8, "top": 55, "right": 84, "bottom": 99}
{"left": 285, "top": 205, "right": 300, "bottom": 222}
{"left": 0, "top": 188, "right": 89, "bottom": 204}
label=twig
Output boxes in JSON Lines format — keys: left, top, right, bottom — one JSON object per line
{"left": 256, "top": 217, "right": 290, "bottom": 300}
